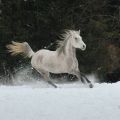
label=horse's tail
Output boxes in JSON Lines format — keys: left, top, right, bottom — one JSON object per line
{"left": 6, "top": 41, "right": 34, "bottom": 58}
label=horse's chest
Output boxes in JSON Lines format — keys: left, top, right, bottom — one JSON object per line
{"left": 66, "top": 58, "right": 78, "bottom": 70}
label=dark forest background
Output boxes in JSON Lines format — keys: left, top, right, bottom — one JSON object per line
{"left": 0, "top": 0, "right": 120, "bottom": 85}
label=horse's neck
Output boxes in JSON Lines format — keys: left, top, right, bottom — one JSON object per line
{"left": 65, "top": 40, "right": 76, "bottom": 59}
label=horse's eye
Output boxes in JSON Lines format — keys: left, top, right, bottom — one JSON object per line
{"left": 75, "top": 38, "right": 77, "bottom": 40}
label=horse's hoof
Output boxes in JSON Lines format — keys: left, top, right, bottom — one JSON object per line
{"left": 89, "top": 84, "right": 94, "bottom": 88}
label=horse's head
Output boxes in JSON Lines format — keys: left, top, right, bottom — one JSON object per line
{"left": 70, "top": 30, "right": 86, "bottom": 50}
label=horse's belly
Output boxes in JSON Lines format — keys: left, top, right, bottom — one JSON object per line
{"left": 43, "top": 60, "right": 67, "bottom": 73}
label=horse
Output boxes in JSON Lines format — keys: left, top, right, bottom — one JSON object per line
{"left": 6, "top": 30, "right": 93, "bottom": 88}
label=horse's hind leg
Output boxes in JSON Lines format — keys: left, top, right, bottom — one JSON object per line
{"left": 47, "top": 79, "right": 57, "bottom": 88}
{"left": 44, "top": 73, "right": 57, "bottom": 88}
{"left": 37, "top": 69, "right": 57, "bottom": 88}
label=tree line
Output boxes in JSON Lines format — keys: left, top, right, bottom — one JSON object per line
{"left": 0, "top": 0, "right": 120, "bottom": 84}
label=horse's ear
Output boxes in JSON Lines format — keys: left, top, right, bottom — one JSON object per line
{"left": 70, "top": 30, "right": 73, "bottom": 37}
{"left": 78, "top": 30, "right": 80, "bottom": 34}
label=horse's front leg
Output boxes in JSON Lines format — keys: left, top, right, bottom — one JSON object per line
{"left": 80, "top": 72, "right": 94, "bottom": 88}
{"left": 70, "top": 70, "right": 84, "bottom": 83}
{"left": 71, "top": 70, "right": 93, "bottom": 88}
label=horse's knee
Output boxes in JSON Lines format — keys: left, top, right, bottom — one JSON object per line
{"left": 80, "top": 72, "right": 85, "bottom": 77}
{"left": 81, "top": 77, "right": 85, "bottom": 83}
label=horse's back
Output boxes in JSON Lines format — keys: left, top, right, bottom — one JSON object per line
{"left": 31, "top": 49, "right": 55, "bottom": 66}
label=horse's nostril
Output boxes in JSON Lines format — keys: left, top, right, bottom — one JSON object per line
{"left": 82, "top": 45, "right": 86, "bottom": 49}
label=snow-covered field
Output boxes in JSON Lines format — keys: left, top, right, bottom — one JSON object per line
{"left": 0, "top": 77, "right": 120, "bottom": 120}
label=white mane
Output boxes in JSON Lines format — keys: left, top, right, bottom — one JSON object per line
{"left": 56, "top": 30, "right": 80, "bottom": 55}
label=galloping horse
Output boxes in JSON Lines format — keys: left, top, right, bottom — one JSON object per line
{"left": 6, "top": 30, "right": 93, "bottom": 88}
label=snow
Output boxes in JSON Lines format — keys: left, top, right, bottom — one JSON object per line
{"left": 0, "top": 79, "right": 120, "bottom": 120}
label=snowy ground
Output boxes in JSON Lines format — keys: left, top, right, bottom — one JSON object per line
{"left": 0, "top": 78, "right": 120, "bottom": 120}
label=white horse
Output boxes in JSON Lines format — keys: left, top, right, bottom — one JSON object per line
{"left": 6, "top": 30, "right": 93, "bottom": 88}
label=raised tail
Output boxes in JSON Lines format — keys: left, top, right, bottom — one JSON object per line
{"left": 6, "top": 41, "right": 34, "bottom": 58}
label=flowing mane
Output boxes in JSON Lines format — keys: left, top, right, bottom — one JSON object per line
{"left": 56, "top": 30, "right": 79, "bottom": 55}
